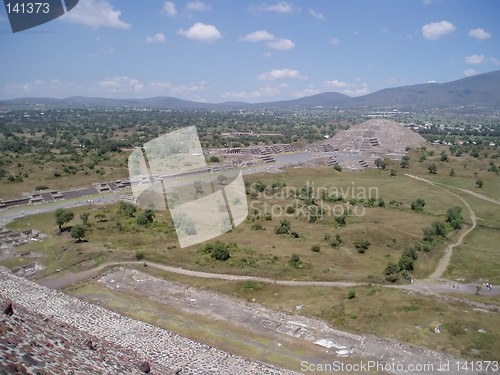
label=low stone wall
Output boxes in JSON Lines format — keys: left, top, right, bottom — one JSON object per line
{"left": 0, "top": 269, "right": 296, "bottom": 375}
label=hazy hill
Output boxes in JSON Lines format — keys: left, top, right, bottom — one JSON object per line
{"left": 1, "top": 70, "right": 499, "bottom": 112}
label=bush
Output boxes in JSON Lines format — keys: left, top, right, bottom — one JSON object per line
{"left": 70, "top": 224, "right": 86, "bottom": 242}
{"left": 347, "top": 289, "right": 356, "bottom": 299}
{"left": 311, "top": 245, "right": 321, "bottom": 252}
{"left": 209, "top": 155, "right": 220, "bottom": 163}
{"left": 285, "top": 205, "right": 295, "bottom": 214}
{"left": 135, "top": 250, "right": 145, "bottom": 260}
{"left": 411, "top": 198, "right": 426, "bottom": 212}
{"left": 385, "top": 273, "right": 399, "bottom": 283}
{"left": 251, "top": 223, "right": 263, "bottom": 230}
{"left": 398, "top": 256, "right": 415, "bottom": 271}
{"left": 334, "top": 213, "right": 347, "bottom": 226}
{"left": 212, "top": 247, "right": 230, "bottom": 261}
{"left": 385, "top": 262, "right": 400, "bottom": 275}
{"left": 446, "top": 206, "right": 464, "bottom": 230}
{"left": 355, "top": 239, "right": 371, "bottom": 253}
{"left": 289, "top": 254, "right": 303, "bottom": 269}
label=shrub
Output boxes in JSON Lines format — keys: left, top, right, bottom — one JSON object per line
{"left": 446, "top": 206, "right": 464, "bottom": 230}
{"left": 285, "top": 205, "right": 295, "bottom": 214}
{"left": 251, "top": 223, "right": 263, "bottom": 230}
{"left": 347, "top": 289, "right": 356, "bottom": 299}
{"left": 70, "top": 224, "right": 87, "bottom": 242}
{"left": 398, "top": 256, "right": 415, "bottom": 271}
{"left": 135, "top": 250, "right": 145, "bottom": 260}
{"left": 355, "top": 239, "right": 371, "bottom": 253}
{"left": 311, "top": 245, "right": 321, "bottom": 252}
{"left": 212, "top": 247, "right": 230, "bottom": 261}
{"left": 289, "top": 254, "right": 303, "bottom": 269}
{"left": 385, "top": 273, "right": 399, "bottom": 283}
{"left": 334, "top": 213, "right": 347, "bottom": 226}
{"left": 385, "top": 262, "right": 400, "bottom": 275}
{"left": 209, "top": 155, "right": 220, "bottom": 163}
{"left": 411, "top": 198, "right": 426, "bottom": 212}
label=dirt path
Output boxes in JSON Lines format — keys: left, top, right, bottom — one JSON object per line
{"left": 404, "top": 174, "right": 478, "bottom": 280}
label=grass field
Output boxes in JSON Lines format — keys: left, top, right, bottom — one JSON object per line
{"left": 4, "top": 166, "right": 468, "bottom": 282}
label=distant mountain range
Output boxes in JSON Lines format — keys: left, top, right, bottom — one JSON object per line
{"left": 2, "top": 70, "right": 499, "bottom": 112}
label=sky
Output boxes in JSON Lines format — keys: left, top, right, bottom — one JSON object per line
{"left": 1, "top": 0, "right": 500, "bottom": 102}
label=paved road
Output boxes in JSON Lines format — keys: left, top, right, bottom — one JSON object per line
{"left": 0, "top": 192, "right": 119, "bottom": 225}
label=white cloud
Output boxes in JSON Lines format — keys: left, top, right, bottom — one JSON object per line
{"left": 145, "top": 33, "right": 166, "bottom": 44}
{"left": 322, "top": 80, "right": 369, "bottom": 96}
{"left": 468, "top": 28, "right": 491, "bottom": 40}
{"left": 308, "top": 9, "right": 324, "bottom": 20}
{"left": 178, "top": 22, "right": 222, "bottom": 43}
{"left": 241, "top": 30, "right": 294, "bottom": 51}
{"left": 254, "top": 2, "right": 300, "bottom": 14}
{"left": 343, "top": 87, "right": 370, "bottom": 97}
{"left": 241, "top": 30, "right": 275, "bottom": 42}
{"left": 149, "top": 80, "right": 208, "bottom": 95}
{"left": 421, "top": 20, "right": 455, "bottom": 40}
{"left": 465, "top": 54, "right": 486, "bottom": 64}
{"left": 463, "top": 69, "right": 478, "bottom": 77}
{"left": 2, "top": 78, "right": 209, "bottom": 99}
{"left": 61, "top": 0, "right": 130, "bottom": 29}
{"left": 323, "top": 80, "right": 350, "bottom": 89}
{"left": 423, "top": 0, "right": 432, "bottom": 4}
{"left": 186, "top": 1, "right": 211, "bottom": 12}
{"left": 267, "top": 38, "right": 295, "bottom": 50}
{"left": 258, "top": 69, "right": 305, "bottom": 81}
{"left": 99, "top": 76, "right": 144, "bottom": 92}
{"left": 330, "top": 37, "right": 340, "bottom": 45}
{"left": 163, "top": 1, "right": 177, "bottom": 17}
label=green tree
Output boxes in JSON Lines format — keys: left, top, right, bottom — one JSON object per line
{"left": 411, "top": 198, "right": 426, "bottom": 212}
{"left": 428, "top": 163, "right": 437, "bottom": 174}
{"left": 209, "top": 155, "right": 220, "bottom": 163}
{"left": 374, "top": 158, "right": 386, "bottom": 169}
{"left": 347, "top": 289, "right": 356, "bottom": 299}
{"left": 275, "top": 219, "right": 291, "bottom": 235}
{"left": 355, "top": 239, "right": 371, "bottom": 253}
{"left": 476, "top": 178, "right": 484, "bottom": 188}
{"left": 289, "top": 254, "right": 302, "bottom": 269}
{"left": 333, "top": 164, "right": 342, "bottom": 172}
{"left": 385, "top": 262, "right": 400, "bottom": 275}
{"left": 80, "top": 212, "right": 89, "bottom": 225}
{"left": 70, "top": 224, "right": 87, "bottom": 242}
{"left": 440, "top": 152, "right": 448, "bottom": 162}
{"left": 400, "top": 155, "right": 410, "bottom": 168}
{"left": 446, "top": 206, "right": 464, "bottom": 230}
{"left": 137, "top": 209, "right": 155, "bottom": 226}
{"left": 432, "top": 221, "right": 447, "bottom": 237}
{"left": 55, "top": 208, "right": 74, "bottom": 232}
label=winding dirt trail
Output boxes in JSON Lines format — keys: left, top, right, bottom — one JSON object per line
{"left": 404, "top": 174, "right": 477, "bottom": 280}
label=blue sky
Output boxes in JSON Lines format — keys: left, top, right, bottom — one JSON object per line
{"left": 1, "top": 0, "right": 499, "bottom": 102}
